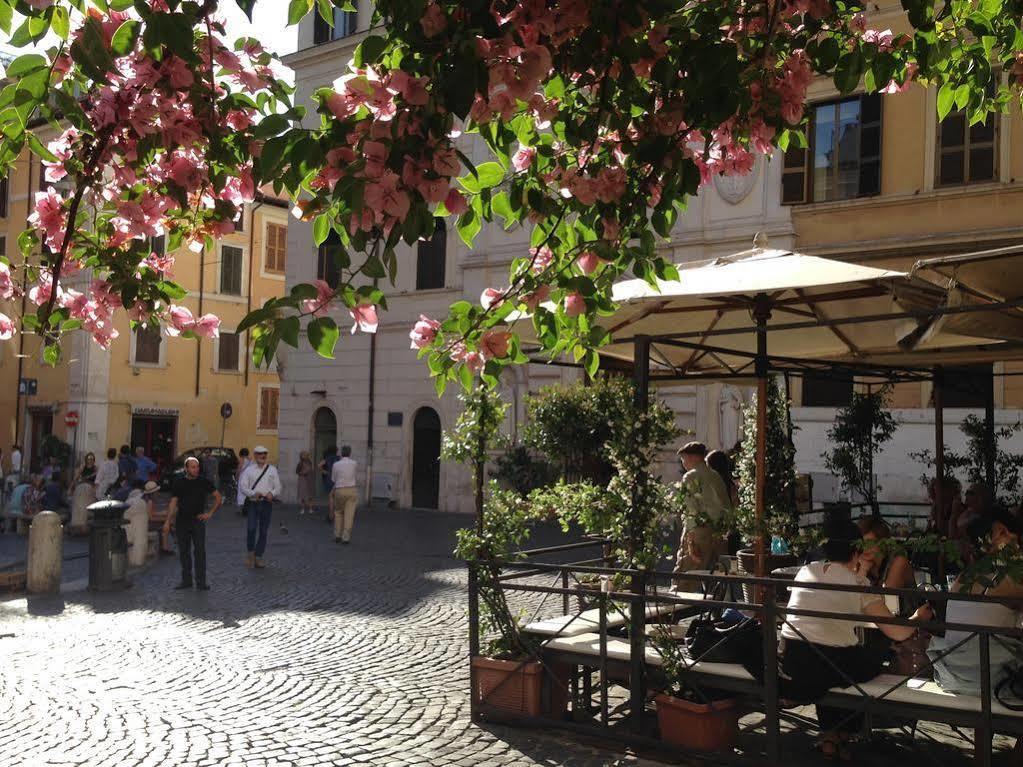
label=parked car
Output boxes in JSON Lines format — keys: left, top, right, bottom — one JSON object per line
{"left": 160, "top": 447, "right": 238, "bottom": 489}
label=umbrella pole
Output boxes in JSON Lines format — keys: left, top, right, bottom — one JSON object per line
{"left": 753, "top": 295, "right": 772, "bottom": 579}
{"left": 934, "top": 366, "right": 946, "bottom": 583}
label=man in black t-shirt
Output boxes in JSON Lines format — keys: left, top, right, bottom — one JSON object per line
{"left": 164, "top": 456, "right": 222, "bottom": 590}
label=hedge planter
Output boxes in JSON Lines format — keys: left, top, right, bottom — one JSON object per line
{"left": 655, "top": 693, "right": 740, "bottom": 752}
{"left": 472, "top": 657, "right": 544, "bottom": 717}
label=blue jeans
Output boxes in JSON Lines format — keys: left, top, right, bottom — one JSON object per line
{"left": 246, "top": 500, "right": 272, "bottom": 556}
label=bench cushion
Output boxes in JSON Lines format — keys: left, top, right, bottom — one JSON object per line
{"left": 523, "top": 592, "right": 706, "bottom": 637}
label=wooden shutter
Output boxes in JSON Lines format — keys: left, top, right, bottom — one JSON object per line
{"left": 259, "top": 387, "right": 280, "bottom": 430}
{"left": 217, "top": 333, "right": 240, "bottom": 371}
{"left": 265, "top": 223, "right": 287, "bottom": 273}
{"left": 220, "top": 245, "right": 243, "bottom": 295}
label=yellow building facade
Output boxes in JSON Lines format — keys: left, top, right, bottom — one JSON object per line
{"left": 0, "top": 147, "right": 289, "bottom": 475}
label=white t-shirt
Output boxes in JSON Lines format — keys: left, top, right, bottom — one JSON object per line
{"left": 331, "top": 457, "right": 357, "bottom": 488}
{"left": 780, "top": 561, "right": 880, "bottom": 647}
{"left": 10, "top": 449, "right": 22, "bottom": 473}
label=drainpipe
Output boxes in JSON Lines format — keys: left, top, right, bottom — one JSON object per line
{"left": 195, "top": 245, "right": 204, "bottom": 397}
{"left": 244, "top": 201, "right": 264, "bottom": 387}
{"left": 365, "top": 330, "right": 376, "bottom": 504}
{"left": 14, "top": 154, "right": 32, "bottom": 446}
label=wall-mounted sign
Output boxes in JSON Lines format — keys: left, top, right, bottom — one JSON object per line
{"left": 220, "top": 403, "right": 233, "bottom": 419}
{"left": 132, "top": 407, "right": 180, "bottom": 417}
{"left": 64, "top": 410, "right": 79, "bottom": 428}
{"left": 19, "top": 378, "right": 37, "bottom": 396}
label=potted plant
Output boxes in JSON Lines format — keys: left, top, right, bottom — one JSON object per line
{"left": 650, "top": 624, "right": 740, "bottom": 752}
{"left": 448, "top": 386, "right": 566, "bottom": 718}
{"left": 822, "top": 386, "right": 897, "bottom": 516}
{"left": 735, "top": 378, "right": 799, "bottom": 582}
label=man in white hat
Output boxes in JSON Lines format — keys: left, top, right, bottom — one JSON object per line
{"left": 164, "top": 456, "right": 222, "bottom": 590}
{"left": 238, "top": 446, "right": 282, "bottom": 569}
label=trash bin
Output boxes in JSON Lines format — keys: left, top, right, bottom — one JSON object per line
{"left": 88, "top": 500, "right": 130, "bottom": 591}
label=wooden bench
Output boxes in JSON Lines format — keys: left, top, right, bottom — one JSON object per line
{"left": 522, "top": 592, "right": 707, "bottom": 638}
{"left": 541, "top": 631, "right": 1023, "bottom": 736}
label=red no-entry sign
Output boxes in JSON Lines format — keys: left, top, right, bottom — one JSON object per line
{"left": 64, "top": 410, "right": 79, "bottom": 428}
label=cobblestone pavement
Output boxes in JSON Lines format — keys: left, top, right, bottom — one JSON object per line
{"left": 0, "top": 505, "right": 673, "bottom": 767}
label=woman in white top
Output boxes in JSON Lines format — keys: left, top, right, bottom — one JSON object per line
{"left": 780, "top": 520, "right": 932, "bottom": 761}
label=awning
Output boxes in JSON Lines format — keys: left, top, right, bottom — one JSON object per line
{"left": 513, "top": 245, "right": 1023, "bottom": 378}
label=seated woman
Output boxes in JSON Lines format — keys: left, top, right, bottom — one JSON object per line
{"left": 780, "top": 520, "right": 932, "bottom": 761}
{"left": 141, "top": 481, "right": 174, "bottom": 555}
{"left": 930, "top": 507, "right": 1023, "bottom": 697}
{"left": 857, "top": 516, "right": 915, "bottom": 591}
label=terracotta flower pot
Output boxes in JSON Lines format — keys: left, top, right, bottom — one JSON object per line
{"left": 655, "top": 693, "right": 739, "bottom": 752}
{"left": 471, "top": 657, "right": 544, "bottom": 717}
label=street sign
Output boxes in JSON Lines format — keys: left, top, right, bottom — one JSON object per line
{"left": 64, "top": 410, "right": 79, "bottom": 428}
{"left": 19, "top": 378, "right": 37, "bottom": 396}
{"left": 220, "top": 402, "right": 233, "bottom": 419}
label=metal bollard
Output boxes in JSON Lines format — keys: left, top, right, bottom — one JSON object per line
{"left": 87, "top": 500, "right": 130, "bottom": 591}
{"left": 27, "top": 511, "right": 63, "bottom": 594}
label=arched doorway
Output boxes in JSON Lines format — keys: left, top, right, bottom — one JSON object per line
{"left": 312, "top": 407, "right": 337, "bottom": 473}
{"left": 411, "top": 407, "right": 441, "bottom": 509}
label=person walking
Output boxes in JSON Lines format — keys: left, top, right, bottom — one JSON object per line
{"left": 296, "top": 450, "right": 316, "bottom": 515}
{"left": 95, "top": 448, "right": 119, "bottom": 499}
{"left": 117, "top": 444, "right": 136, "bottom": 479}
{"left": 234, "top": 447, "right": 251, "bottom": 513}
{"left": 239, "top": 446, "right": 282, "bottom": 568}
{"left": 673, "top": 441, "right": 734, "bottom": 578}
{"left": 330, "top": 446, "right": 359, "bottom": 544}
{"left": 163, "top": 456, "right": 222, "bottom": 590}
{"left": 200, "top": 448, "right": 219, "bottom": 488}
{"left": 319, "top": 446, "right": 339, "bottom": 523}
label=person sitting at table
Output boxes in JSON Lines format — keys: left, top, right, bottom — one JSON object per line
{"left": 42, "top": 472, "right": 68, "bottom": 516}
{"left": 857, "top": 516, "right": 915, "bottom": 591}
{"left": 24, "top": 475, "right": 45, "bottom": 516}
{"left": 140, "top": 481, "right": 174, "bottom": 555}
{"left": 1, "top": 479, "right": 30, "bottom": 533}
{"left": 929, "top": 506, "right": 1023, "bottom": 697}
{"left": 927, "top": 475, "right": 963, "bottom": 538}
{"left": 780, "top": 520, "right": 933, "bottom": 761}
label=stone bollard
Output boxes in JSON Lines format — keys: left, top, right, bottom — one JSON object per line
{"left": 27, "top": 511, "right": 63, "bottom": 594}
{"left": 70, "top": 482, "right": 96, "bottom": 534}
{"left": 124, "top": 494, "right": 149, "bottom": 567}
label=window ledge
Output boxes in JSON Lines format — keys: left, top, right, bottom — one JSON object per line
{"left": 212, "top": 368, "right": 243, "bottom": 376}
{"left": 206, "top": 293, "right": 248, "bottom": 304}
{"left": 255, "top": 427, "right": 279, "bottom": 435}
{"left": 788, "top": 181, "right": 1019, "bottom": 213}
{"left": 131, "top": 361, "right": 166, "bottom": 369}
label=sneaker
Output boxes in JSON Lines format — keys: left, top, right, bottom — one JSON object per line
{"left": 174, "top": 582, "right": 193, "bottom": 590}
{"left": 254, "top": 558, "right": 266, "bottom": 569}
{"left": 245, "top": 552, "right": 255, "bottom": 568}
{"left": 341, "top": 537, "right": 351, "bottom": 545}
{"left": 196, "top": 583, "right": 210, "bottom": 591}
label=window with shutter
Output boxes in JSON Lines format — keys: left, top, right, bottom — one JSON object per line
{"left": 149, "top": 234, "right": 165, "bottom": 255}
{"left": 317, "top": 232, "right": 342, "bottom": 288}
{"left": 217, "top": 332, "right": 241, "bottom": 372}
{"left": 782, "top": 94, "right": 882, "bottom": 204}
{"left": 416, "top": 220, "right": 447, "bottom": 290}
{"left": 220, "top": 245, "right": 244, "bottom": 295}
{"left": 133, "top": 326, "right": 162, "bottom": 365}
{"left": 0, "top": 175, "right": 8, "bottom": 218}
{"left": 937, "top": 91, "right": 998, "bottom": 187}
{"left": 259, "top": 387, "right": 280, "bottom": 430}
{"left": 265, "top": 223, "right": 287, "bottom": 274}
{"left": 314, "top": 8, "right": 357, "bottom": 44}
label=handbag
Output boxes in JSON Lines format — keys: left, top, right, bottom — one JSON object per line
{"left": 684, "top": 614, "right": 761, "bottom": 665}
{"left": 892, "top": 631, "right": 932, "bottom": 677}
{"left": 242, "top": 465, "right": 270, "bottom": 516}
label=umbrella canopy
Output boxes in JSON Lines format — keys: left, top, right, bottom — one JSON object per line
{"left": 514, "top": 245, "right": 1023, "bottom": 377}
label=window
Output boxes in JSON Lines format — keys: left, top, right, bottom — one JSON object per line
{"left": 782, "top": 94, "right": 882, "bottom": 204}
{"left": 149, "top": 234, "right": 165, "bottom": 255}
{"left": 233, "top": 207, "right": 245, "bottom": 233}
{"left": 265, "top": 222, "right": 287, "bottom": 274}
{"left": 133, "top": 326, "right": 162, "bottom": 366}
{"left": 258, "top": 386, "right": 280, "bottom": 431}
{"left": 937, "top": 107, "right": 997, "bottom": 187}
{"left": 801, "top": 371, "right": 854, "bottom": 407}
{"left": 0, "top": 174, "right": 8, "bottom": 218}
{"left": 938, "top": 365, "right": 993, "bottom": 409}
{"left": 314, "top": 7, "right": 357, "bottom": 44}
{"left": 220, "top": 245, "right": 244, "bottom": 295}
{"left": 416, "top": 219, "right": 447, "bottom": 290}
{"left": 216, "top": 332, "right": 241, "bottom": 372}
{"left": 317, "top": 232, "right": 342, "bottom": 288}
{"left": 0, "top": 235, "right": 6, "bottom": 258}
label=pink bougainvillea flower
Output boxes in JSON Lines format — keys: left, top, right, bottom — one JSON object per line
{"left": 511, "top": 146, "right": 536, "bottom": 172}
{"left": 481, "top": 287, "right": 505, "bottom": 310}
{"left": 409, "top": 315, "right": 441, "bottom": 349}
{"left": 193, "top": 314, "right": 221, "bottom": 339}
{"left": 522, "top": 284, "right": 551, "bottom": 311}
{"left": 165, "top": 304, "right": 196, "bottom": 337}
{"left": 444, "top": 188, "right": 468, "bottom": 215}
{"left": 350, "top": 303, "right": 378, "bottom": 334}
{"left": 420, "top": 3, "right": 447, "bottom": 37}
{"left": 576, "top": 251, "right": 605, "bottom": 275}
{"left": 0, "top": 262, "right": 15, "bottom": 300}
{"left": 0, "top": 312, "right": 14, "bottom": 340}
{"left": 302, "top": 280, "right": 335, "bottom": 317}
{"left": 564, "top": 292, "right": 586, "bottom": 317}
{"left": 480, "top": 330, "right": 512, "bottom": 360}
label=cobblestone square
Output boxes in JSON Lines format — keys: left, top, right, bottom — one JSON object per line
{"left": 0, "top": 506, "right": 668, "bottom": 767}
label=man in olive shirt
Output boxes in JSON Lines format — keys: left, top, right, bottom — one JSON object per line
{"left": 164, "top": 456, "right": 222, "bottom": 590}
{"left": 673, "top": 441, "right": 733, "bottom": 577}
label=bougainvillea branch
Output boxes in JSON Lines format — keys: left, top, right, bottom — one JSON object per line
{"left": 0, "top": 0, "right": 1021, "bottom": 384}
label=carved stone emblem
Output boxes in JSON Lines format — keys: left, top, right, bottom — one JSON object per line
{"left": 713, "top": 154, "right": 761, "bottom": 204}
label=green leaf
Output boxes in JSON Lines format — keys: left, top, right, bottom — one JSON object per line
{"left": 234, "top": 0, "right": 257, "bottom": 20}
{"left": 475, "top": 161, "right": 505, "bottom": 189}
{"left": 237, "top": 307, "right": 274, "bottom": 333}
{"left": 110, "top": 20, "right": 140, "bottom": 56}
{"left": 0, "top": 2, "right": 12, "bottom": 35}
{"left": 354, "top": 35, "right": 387, "bottom": 67}
{"left": 26, "top": 131, "right": 56, "bottom": 162}
{"left": 43, "top": 343, "right": 61, "bottom": 366}
{"left": 362, "top": 255, "right": 386, "bottom": 278}
{"left": 5, "top": 53, "right": 46, "bottom": 79}
{"left": 456, "top": 208, "right": 481, "bottom": 248}
{"left": 834, "top": 49, "right": 865, "bottom": 94}
{"left": 287, "top": 0, "right": 312, "bottom": 26}
{"left": 937, "top": 82, "right": 956, "bottom": 121}
{"left": 307, "top": 317, "right": 339, "bottom": 359}
{"left": 492, "top": 191, "right": 515, "bottom": 227}
{"left": 312, "top": 214, "right": 331, "bottom": 246}
{"left": 50, "top": 5, "right": 70, "bottom": 40}
{"left": 279, "top": 316, "right": 301, "bottom": 348}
